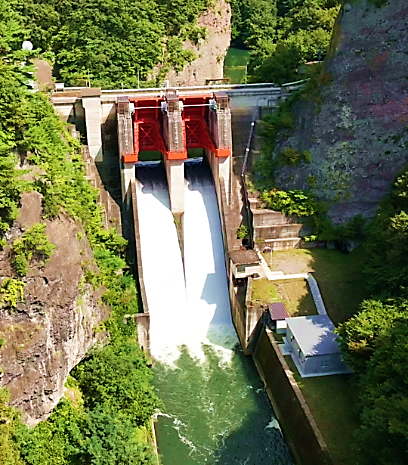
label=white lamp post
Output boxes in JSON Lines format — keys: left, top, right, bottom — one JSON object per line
{"left": 22, "top": 41, "right": 33, "bottom": 51}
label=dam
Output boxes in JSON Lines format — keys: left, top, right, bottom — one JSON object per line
{"left": 52, "top": 83, "right": 303, "bottom": 463}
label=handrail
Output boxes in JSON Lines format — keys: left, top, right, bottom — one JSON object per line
{"left": 56, "top": 80, "right": 307, "bottom": 95}
{"left": 241, "top": 105, "right": 260, "bottom": 250}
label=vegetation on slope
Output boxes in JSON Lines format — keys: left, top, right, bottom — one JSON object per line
{"left": 230, "top": 0, "right": 341, "bottom": 84}
{"left": 336, "top": 166, "right": 408, "bottom": 465}
{"left": 14, "top": 0, "right": 212, "bottom": 88}
{"left": 0, "top": 1, "right": 160, "bottom": 463}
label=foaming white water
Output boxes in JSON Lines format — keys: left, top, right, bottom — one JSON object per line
{"left": 184, "top": 165, "right": 237, "bottom": 362}
{"left": 136, "top": 168, "right": 189, "bottom": 363}
{"left": 136, "top": 162, "right": 237, "bottom": 365}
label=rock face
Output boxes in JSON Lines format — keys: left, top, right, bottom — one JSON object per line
{"left": 166, "top": 0, "right": 231, "bottom": 86}
{"left": 273, "top": 0, "right": 408, "bottom": 223}
{"left": 0, "top": 192, "right": 108, "bottom": 426}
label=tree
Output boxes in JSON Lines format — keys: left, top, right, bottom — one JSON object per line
{"left": 0, "top": 388, "right": 24, "bottom": 465}
{"left": 336, "top": 299, "right": 408, "bottom": 374}
{"left": 355, "top": 319, "right": 408, "bottom": 465}
{"left": 230, "top": 0, "right": 341, "bottom": 84}
{"left": 73, "top": 342, "right": 159, "bottom": 428}
{"left": 363, "top": 169, "right": 408, "bottom": 297}
{"left": 14, "top": 0, "right": 212, "bottom": 88}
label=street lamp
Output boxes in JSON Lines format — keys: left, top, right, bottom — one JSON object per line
{"left": 22, "top": 41, "right": 33, "bottom": 51}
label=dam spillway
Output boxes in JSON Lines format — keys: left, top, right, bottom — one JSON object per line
{"left": 136, "top": 159, "right": 293, "bottom": 464}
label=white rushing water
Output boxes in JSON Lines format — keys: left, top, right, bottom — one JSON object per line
{"left": 136, "top": 160, "right": 237, "bottom": 363}
{"left": 184, "top": 161, "right": 237, "bottom": 361}
{"left": 136, "top": 163, "right": 189, "bottom": 362}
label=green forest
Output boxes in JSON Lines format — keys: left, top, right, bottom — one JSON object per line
{"left": 10, "top": 0, "right": 342, "bottom": 89}
{"left": 336, "top": 166, "right": 408, "bottom": 465}
{"left": 230, "top": 0, "right": 341, "bottom": 84}
{"left": 13, "top": 0, "right": 212, "bottom": 88}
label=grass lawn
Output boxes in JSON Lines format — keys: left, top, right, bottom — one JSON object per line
{"left": 284, "top": 356, "right": 364, "bottom": 465}
{"left": 251, "top": 278, "right": 317, "bottom": 316}
{"left": 262, "top": 247, "right": 368, "bottom": 325}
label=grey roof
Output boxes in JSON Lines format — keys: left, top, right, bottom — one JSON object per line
{"left": 229, "top": 250, "right": 260, "bottom": 266}
{"left": 268, "top": 302, "right": 288, "bottom": 321}
{"left": 286, "top": 315, "right": 341, "bottom": 356}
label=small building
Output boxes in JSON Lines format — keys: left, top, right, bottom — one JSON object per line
{"left": 286, "top": 315, "right": 350, "bottom": 378}
{"left": 268, "top": 302, "right": 289, "bottom": 333}
{"left": 229, "top": 250, "right": 261, "bottom": 279}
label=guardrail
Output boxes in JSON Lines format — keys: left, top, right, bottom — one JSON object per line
{"left": 241, "top": 105, "right": 260, "bottom": 250}
{"left": 56, "top": 80, "right": 307, "bottom": 96}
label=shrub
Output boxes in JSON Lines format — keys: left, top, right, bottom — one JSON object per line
{"left": 260, "top": 189, "right": 317, "bottom": 217}
{"left": 307, "top": 174, "right": 317, "bottom": 190}
{"left": 0, "top": 388, "right": 24, "bottom": 464}
{"left": 12, "top": 255, "right": 28, "bottom": 277}
{"left": 303, "top": 150, "right": 312, "bottom": 163}
{"left": 278, "top": 147, "right": 313, "bottom": 166}
{"left": 254, "top": 92, "right": 301, "bottom": 189}
{"left": 278, "top": 147, "right": 302, "bottom": 166}
{"left": 11, "top": 223, "right": 55, "bottom": 276}
{"left": 237, "top": 225, "right": 249, "bottom": 239}
{"left": 1, "top": 278, "right": 26, "bottom": 309}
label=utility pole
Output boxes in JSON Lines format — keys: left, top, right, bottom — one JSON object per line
{"left": 138, "top": 68, "right": 140, "bottom": 89}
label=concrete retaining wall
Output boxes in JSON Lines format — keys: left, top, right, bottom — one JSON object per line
{"left": 251, "top": 209, "right": 300, "bottom": 227}
{"left": 229, "top": 273, "right": 248, "bottom": 352}
{"left": 255, "top": 224, "right": 303, "bottom": 240}
{"left": 228, "top": 274, "right": 264, "bottom": 355}
{"left": 122, "top": 179, "right": 151, "bottom": 358}
{"left": 133, "top": 313, "right": 151, "bottom": 357}
{"left": 253, "top": 328, "right": 334, "bottom": 465}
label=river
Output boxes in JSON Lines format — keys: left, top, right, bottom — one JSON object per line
{"left": 136, "top": 160, "right": 293, "bottom": 464}
{"left": 224, "top": 47, "right": 251, "bottom": 84}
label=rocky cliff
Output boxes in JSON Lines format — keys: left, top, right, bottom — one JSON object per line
{"left": 0, "top": 192, "right": 108, "bottom": 426}
{"left": 166, "top": 0, "right": 231, "bottom": 86}
{"left": 273, "top": 0, "right": 408, "bottom": 223}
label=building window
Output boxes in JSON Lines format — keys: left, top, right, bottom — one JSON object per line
{"left": 237, "top": 265, "right": 246, "bottom": 273}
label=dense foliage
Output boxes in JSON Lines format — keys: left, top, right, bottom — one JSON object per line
{"left": 0, "top": 1, "right": 159, "bottom": 463}
{"left": 11, "top": 223, "right": 55, "bottom": 276}
{"left": 0, "top": 388, "right": 24, "bottom": 464}
{"left": 362, "top": 169, "right": 408, "bottom": 297}
{"left": 14, "top": 0, "right": 211, "bottom": 88}
{"left": 260, "top": 189, "right": 317, "bottom": 216}
{"left": 336, "top": 166, "right": 408, "bottom": 464}
{"left": 16, "top": 343, "right": 159, "bottom": 465}
{"left": 231, "top": 0, "right": 341, "bottom": 84}
{"left": 0, "top": 278, "right": 26, "bottom": 309}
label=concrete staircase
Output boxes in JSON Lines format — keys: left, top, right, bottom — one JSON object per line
{"left": 248, "top": 197, "right": 310, "bottom": 251}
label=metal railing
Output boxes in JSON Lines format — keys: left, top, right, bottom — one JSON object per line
{"left": 56, "top": 80, "right": 307, "bottom": 96}
{"left": 241, "top": 105, "right": 260, "bottom": 250}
